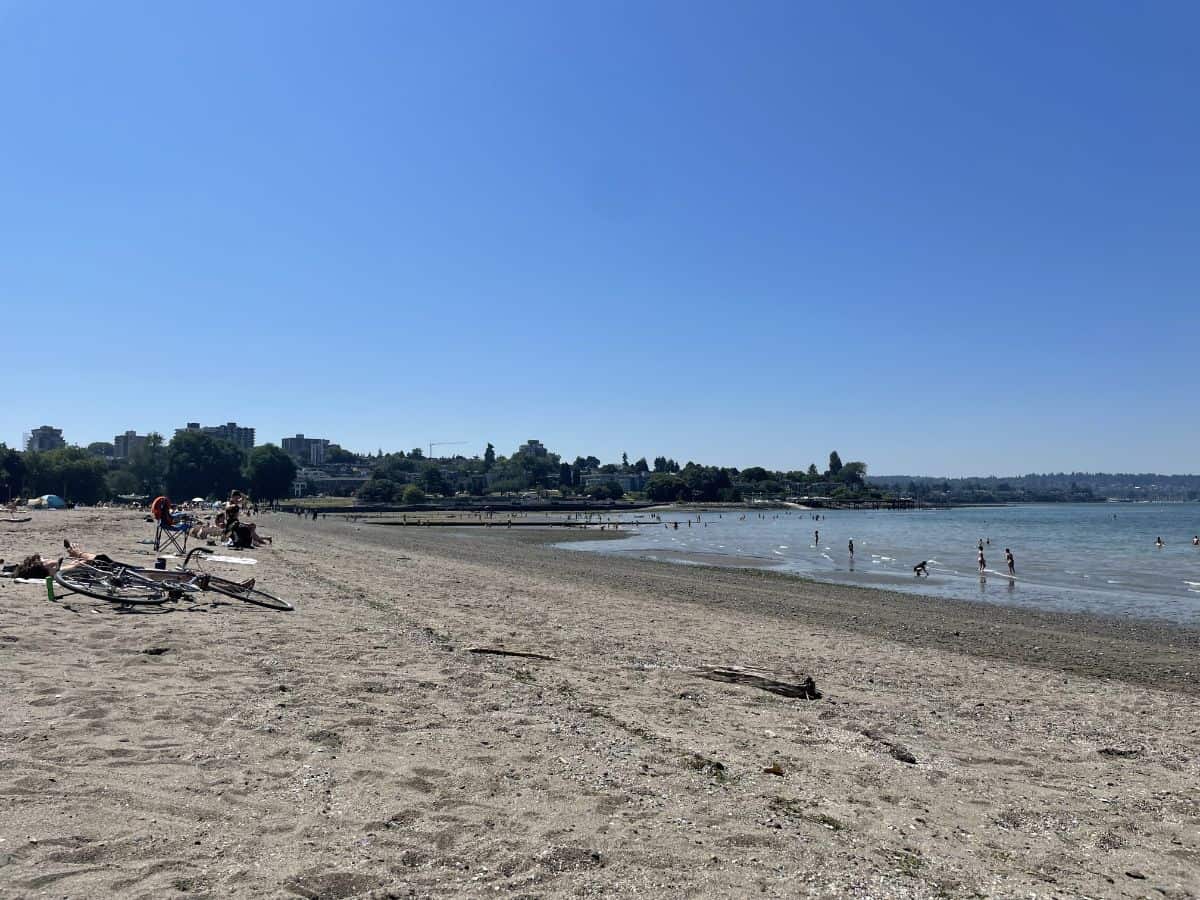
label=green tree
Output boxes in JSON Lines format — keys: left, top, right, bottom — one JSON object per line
{"left": 127, "top": 433, "right": 167, "bottom": 495}
{"left": 0, "top": 444, "right": 26, "bottom": 501}
{"left": 409, "top": 447, "right": 425, "bottom": 460}
{"left": 558, "top": 462, "right": 573, "bottom": 487}
{"left": 165, "top": 432, "right": 244, "bottom": 500}
{"left": 646, "top": 473, "right": 688, "bottom": 502}
{"left": 23, "top": 447, "right": 109, "bottom": 504}
{"left": 245, "top": 444, "right": 298, "bottom": 501}
{"left": 633, "top": 457, "right": 649, "bottom": 473}
{"left": 87, "top": 441, "right": 114, "bottom": 458}
{"left": 356, "top": 479, "right": 398, "bottom": 502}
{"left": 105, "top": 468, "right": 141, "bottom": 497}
{"left": 680, "top": 464, "right": 733, "bottom": 502}
{"left": 827, "top": 451, "right": 843, "bottom": 476}
{"left": 840, "top": 461, "right": 867, "bottom": 488}
{"left": 740, "top": 466, "right": 771, "bottom": 482}
{"left": 325, "top": 444, "right": 356, "bottom": 464}
{"left": 652, "top": 457, "right": 680, "bottom": 473}
{"left": 512, "top": 445, "right": 560, "bottom": 487}
{"left": 622, "top": 452, "right": 629, "bottom": 468}
{"left": 421, "top": 466, "right": 450, "bottom": 496}
{"left": 483, "top": 442, "right": 496, "bottom": 471}
{"left": 584, "top": 481, "right": 625, "bottom": 500}
{"left": 402, "top": 484, "right": 427, "bottom": 504}
{"left": 807, "top": 463, "right": 819, "bottom": 478}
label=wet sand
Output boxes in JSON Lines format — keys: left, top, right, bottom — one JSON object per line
{"left": 1, "top": 508, "right": 1198, "bottom": 898}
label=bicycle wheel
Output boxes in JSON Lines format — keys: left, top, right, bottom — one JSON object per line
{"left": 54, "top": 566, "right": 169, "bottom": 605}
{"left": 206, "top": 580, "right": 293, "bottom": 612}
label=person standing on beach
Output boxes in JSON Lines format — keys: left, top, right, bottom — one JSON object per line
{"left": 978, "top": 548, "right": 986, "bottom": 574}
{"left": 814, "top": 529, "right": 819, "bottom": 545}
{"left": 848, "top": 539, "right": 854, "bottom": 559}
{"left": 1005, "top": 548, "right": 1015, "bottom": 576}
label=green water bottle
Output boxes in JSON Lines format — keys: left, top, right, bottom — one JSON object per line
{"left": 45, "top": 576, "right": 56, "bottom": 602}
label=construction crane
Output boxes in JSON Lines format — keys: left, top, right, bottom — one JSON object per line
{"left": 428, "top": 440, "right": 467, "bottom": 459}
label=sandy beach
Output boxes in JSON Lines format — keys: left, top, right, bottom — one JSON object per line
{"left": 1, "top": 508, "right": 1198, "bottom": 898}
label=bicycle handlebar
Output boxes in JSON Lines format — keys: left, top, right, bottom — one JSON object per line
{"left": 184, "top": 547, "right": 213, "bottom": 567}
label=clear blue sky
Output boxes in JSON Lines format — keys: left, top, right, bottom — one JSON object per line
{"left": 2, "top": 0, "right": 1196, "bottom": 476}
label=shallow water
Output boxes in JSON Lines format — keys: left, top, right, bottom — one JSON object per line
{"left": 560, "top": 503, "right": 1200, "bottom": 625}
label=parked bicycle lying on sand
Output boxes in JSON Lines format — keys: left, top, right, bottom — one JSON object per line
{"left": 6, "top": 542, "right": 294, "bottom": 611}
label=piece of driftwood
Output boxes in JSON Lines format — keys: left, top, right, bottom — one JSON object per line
{"left": 691, "top": 665, "right": 820, "bottom": 700}
{"left": 466, "top": 647, "right": 558, "bottom": 661}
{"left": 1, "top": 517, "right": 32, "bottom": 523}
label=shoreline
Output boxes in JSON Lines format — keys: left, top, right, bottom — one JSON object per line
{"left": 348, "top": 519, "right": 1200, "bottom": 697}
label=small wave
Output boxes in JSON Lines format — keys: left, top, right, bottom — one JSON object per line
{"left": 880, "top": 556, "right": 893, "bottom": 561}
{"left": 1185, "top": 581, "right": 1200, "bottom": 588}
{"left": 1107, "top": 579, "right": 1122, "bottom": 584}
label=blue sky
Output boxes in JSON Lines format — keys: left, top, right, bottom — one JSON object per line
{"left": 1, "top": 0, "right": 1196, "bottom": 476}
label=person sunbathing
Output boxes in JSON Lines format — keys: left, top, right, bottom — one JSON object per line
{"left": 189, "top": 513, "right": 228, "bottom": 539}
{"left": 1, "top": 541, "right": 111, "bottom": 579}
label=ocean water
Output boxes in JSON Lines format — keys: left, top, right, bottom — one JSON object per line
{"left": 560, "top": 503, "right": 1200, "bottom": 625}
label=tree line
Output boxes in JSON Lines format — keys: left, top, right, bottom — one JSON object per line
{"left": 353, "top": 444, "right": 874, "bottom": 503}
{"left": 0, "top": 433, "right": 299, "bottom": 505}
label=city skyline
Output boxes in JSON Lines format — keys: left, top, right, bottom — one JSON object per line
{"left": 9, "top": 418, "right": 1200, "bottom": 481}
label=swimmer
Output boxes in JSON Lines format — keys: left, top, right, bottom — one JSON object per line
{"left": 913, "top": 561, "right": 929, "bottom": 577}
{"left": 978, "top": 548, "right": 986, "bottom": 574}
{"left": 1193, "top": 535, "right": 1199, "bottom": 546}
{"left": 848, "top": 539, "right": 854, "bottom": 559}
{"left": 814, "top": 529, "right": 819, "bottom": 544}
{"left": 1005, "top": 548, "right": 1015, "bottom": 576}
{"left": 1155, "top": 536, "right": 1164, "bottom": 548}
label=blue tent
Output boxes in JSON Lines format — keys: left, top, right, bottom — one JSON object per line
{"left": 31, "top": 494, "right": 67, "bottom": 509}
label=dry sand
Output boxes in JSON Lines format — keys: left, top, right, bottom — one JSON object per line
{"left": 1, "top": 508, "right": 1198, "bottom": 899}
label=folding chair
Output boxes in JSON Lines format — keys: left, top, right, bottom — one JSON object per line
{"left": 153, "top": 518, "right": 190, "bottom": 555}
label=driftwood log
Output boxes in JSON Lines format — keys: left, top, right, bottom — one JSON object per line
{"left": 466, "top": 647, "right": 558, "bottom": 661}
{"left": 691, "top": 665, "right": 820, "bottom": 700}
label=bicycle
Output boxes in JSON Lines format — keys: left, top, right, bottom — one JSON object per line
{"left": 53, "top": 547, "right": 293, "bottom": 611}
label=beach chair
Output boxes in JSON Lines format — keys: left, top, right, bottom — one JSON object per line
{"left": 153, "top": 518, "right": 190, "bottom": 555}
{"left": 150, "top": 496, "right": 190, "bottom": 555}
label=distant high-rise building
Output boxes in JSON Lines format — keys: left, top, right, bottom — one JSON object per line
{"left": 113, "top": 430, "right": 149, "bottom": 459}
{"left": 175, "top": 421, "right": 255, "bottom": 451}
{"left": 518, "top": 439, "right": 548, "bottom": 457}
{"left": 25, "top": 425, "right": 65, "bottom": 452}
{"left": 282, "top": 434, "right": 330, "bottom": 466}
